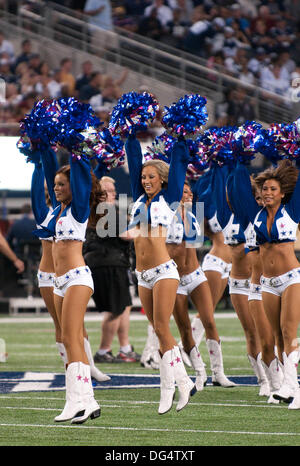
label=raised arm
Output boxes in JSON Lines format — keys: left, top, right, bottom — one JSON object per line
{"left": 40, "top": 147, "right": 59, "bottom": 209}
{"left": 30, "top": 158, "right": 50, "bottom": 226}
{"left": 230, "top": 162, "right": 260, "bottom": 223}
{"left": 165, "top": 138, "right": 190, "bottom": 204}
{"left": 210, "top": 165, "right": 232, "bottom": 229}
{"left": 70, "top": 156, "right": 92, "bottom": 223}
{"left": 286, "top": 170, "right": 300, "bottom": 222}
{"left": 125, "top": 133, "right": 144, "bottom": 201}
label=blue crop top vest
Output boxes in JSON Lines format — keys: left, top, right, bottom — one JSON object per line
{"left": 209, "top": 164, "right": 246, "bottom": 245}
{"left": 125, "top": 134, "right": 190, "bottom": 229}
{"left": 166, "top": 207, "right": 202, "bottom": 246}
{"left": 230, "top": 162, "right": 300, "bottom": 245}
{"left": 193, "top": 169, "right": 223, "bottom": 234}
{"left": 32, "top": 148, "right": 92, "bottom": 242}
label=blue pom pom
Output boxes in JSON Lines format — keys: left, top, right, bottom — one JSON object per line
{"left": 109, "top": 92, "right": 159, "bottom": 137}
{"left": 162, "top": 94, "right": 208, "bottom": 137}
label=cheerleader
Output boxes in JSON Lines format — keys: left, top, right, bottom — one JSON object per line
{"left": 36, "top": 148, "right": 103, "bottom": 423}
{"left": 233, "top": 160, "right": 300, "bottom": 409}
{"left": 227, "top": 162, "right": 282, "bottom": 402}
{"left": 209, "top": 163, "right": 268, "bottom": 392}
{"left": 167, "top": 181, "right": 235, "bottom": 389}
{"left": 192, "top": 169, "right": 232, "bottom": 346}
{"left": 31, "top": 151, "right": 110, "bottom": 386}
{"left": 125, "top": 133, "right": 195, "bottom": 414}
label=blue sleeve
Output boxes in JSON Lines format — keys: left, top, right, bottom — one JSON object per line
{"left": 93, "top": 160, "right": 108, "bottom": 180}
{"left": 210, "top": 165, "right": 231, "bottom": 228}
{"left": 70, "top": 157, "right": 92, "bottom": 223}
{"left": 125, "top": 134, "right": 144, "bottom": 201}
{"left": 165, "top": 138, "right": 190, "bottom": 204}
{"left": 286, "top": 171, "right": 300, "bottom": 221}
{"left": 231, "top": 162, "right": 260, "bottom": 223}
{"left": 30, "top": 162, "right": 50, "bottom": 225}
{"left": 193, "top": 170, "right": 215, "bottom": 219}
{"left": 40, "top": 147, "right": 59, "bottom": 209}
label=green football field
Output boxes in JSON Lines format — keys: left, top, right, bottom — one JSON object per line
{"left": 0, "top": 311, "right": 300, "bottom": 447}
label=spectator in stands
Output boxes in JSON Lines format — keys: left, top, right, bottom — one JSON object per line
{"left": 57, "top": 57, "right": 76, "bottom": 96}
{"left": 84, "top": 0, "right": 113, "bottom": 31}
{"left": 137, "top": 7, "right": 165, "bottom": 41}
{"left": 163, "top": 7, "right": 190, "bottom": 48}
{"left": 207, "top": 17, "right": 226, "bottom": 55}
{"left": 75, "top": 60, "right": 94, "bottom": 94}
{"left": 260, "top": 57, "right": 290, "bottom": 97}
{"left": 113, "top": 5, "right": 139, "bottom": 33}
{"left": 27, "top": 53, "right": 42, "bottom": 74}
{"left": 79, "top": 71, "right": 102, "bottom": 102}
{"left": 5, "top": 83, "right": 23, "bottom": 106}
{"left": 37, "top": 64, "right": 62, "bottom": 99}
{"left": 248, "top": 46, "right": 270, "bottom": 78}
{"left": 270, "top": 18, "right": 296, "bottom": 53}
{"left": 14, "top": 39, "right": 34, "bottom": 69}
{"left": 227, "top": 86, "right": 256, "bottom": 126}
{"left": 0, "top": 230, "right": 24, "bottom": 274}
{"left": 225, "top": 3, "right": 251, "bottom": 34}
{"left": 224, "top": 47, "right": 248, "bottom": 76}
{"left": 0, "top": 54, "right": 16, "bottom": 83}
{"left": 238, "top": 55, "right": 256, "bottom": 86}
{"left": 144, "top": 0, "right": 174, "bottom": 28}
{"left": 182, "top": 5, "right": 212, "bottom": 57}
{"left": 251, "top": 19, "right": 276, "bottom": 54}
{"left": 0, "top": 32, "right": 15, "bottom": 64}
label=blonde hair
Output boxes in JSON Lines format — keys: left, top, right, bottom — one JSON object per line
{"left": 100, "top": 176, "right": 115, "bottom": 184}
{"left": 142, "top": 159, "right": 169, "bottom": 188}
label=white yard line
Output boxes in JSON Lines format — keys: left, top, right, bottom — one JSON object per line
{"left": 0, "top": 422, "right": 298, "bottom": 437}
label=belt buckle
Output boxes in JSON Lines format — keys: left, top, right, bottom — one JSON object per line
{"left": 141, "top": 270, "right": 151, "bottom": 282}
{"left": 269, "top": 277, "right": 277, "bottom": 287}
{"left": 54, "top": 277, "right": 59, "bottom": 288}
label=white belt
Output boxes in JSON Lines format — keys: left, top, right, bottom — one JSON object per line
{"left": 54, "top": 266, "right": 91, "bottom": 288}
{"left": 139, "top": 260, "right": 177, "bottom": 283}
{"left": 261, "top": 268, "right": 300, "bottom": 288}
{"left": 180, "top": 267, "right": 202, "bottom": 286}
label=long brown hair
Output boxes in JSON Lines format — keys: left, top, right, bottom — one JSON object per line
{"left": 254, "top": 160, "right": 299, "bottom": 204}
{"left": 55, "top": 164, "right": 107, "bottom": 227}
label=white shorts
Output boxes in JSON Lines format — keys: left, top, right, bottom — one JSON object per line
{"left": 229, "top": 276, "right": 251, "bottom": 296}
{"left": 37, "top": 270, "right": 55, "bottom": 288}
{"left": 53, "top": 266, "right": 94, "bottom": 298}
{"left": 261, "top": 267, "right": 300, "bottom": 297}
{"left": 248, "top": 283, "right": 262, "bottom": 301}
{"left": 135, "top": 259, "right": 179, "bottom": 290}
{"left": 202, "top": 253, "right": 232, "bottom": 279}
{"left": 177, "top": 266, "right": 207, "bottom": 295}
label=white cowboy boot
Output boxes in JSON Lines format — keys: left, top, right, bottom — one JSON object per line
{"left": 173, "top": 346, "right": 196, "bottom": 412}
{"left": 84, "top": 338, "right": 111, "bottom": 382}
{"left": 178, "top": 341, "right": 192, "bottom": 368}
{"left": 54, "top": 362, "right": 86, "bottom": 422}
{"left": 191, "top": 316, "right": 205, "bottom": 347}
{"left": 206, "top": 339, "right": 236, "bottom": 387}
{"left": 71, "top": 363, "right": 101, "bottom": 424}
{"left": 261, "top": 358, "right": 283, "bottom": 404}
{"left": 248, "top": 353, "right": 270, "bottom": 397}
{"left": 189, "top": 346, "right": 207, "bottom": 391}
{"left": 289, "top": 387, "right": 300, "bottom": 410}
{"left": 141, "top": 325, "right": 160, "bottom": 370}
{"left": 273, "top": 350, "right": 299, "bottom": 403}
{"left": 158, "top": 349, "right": 176, "bottom": 415}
